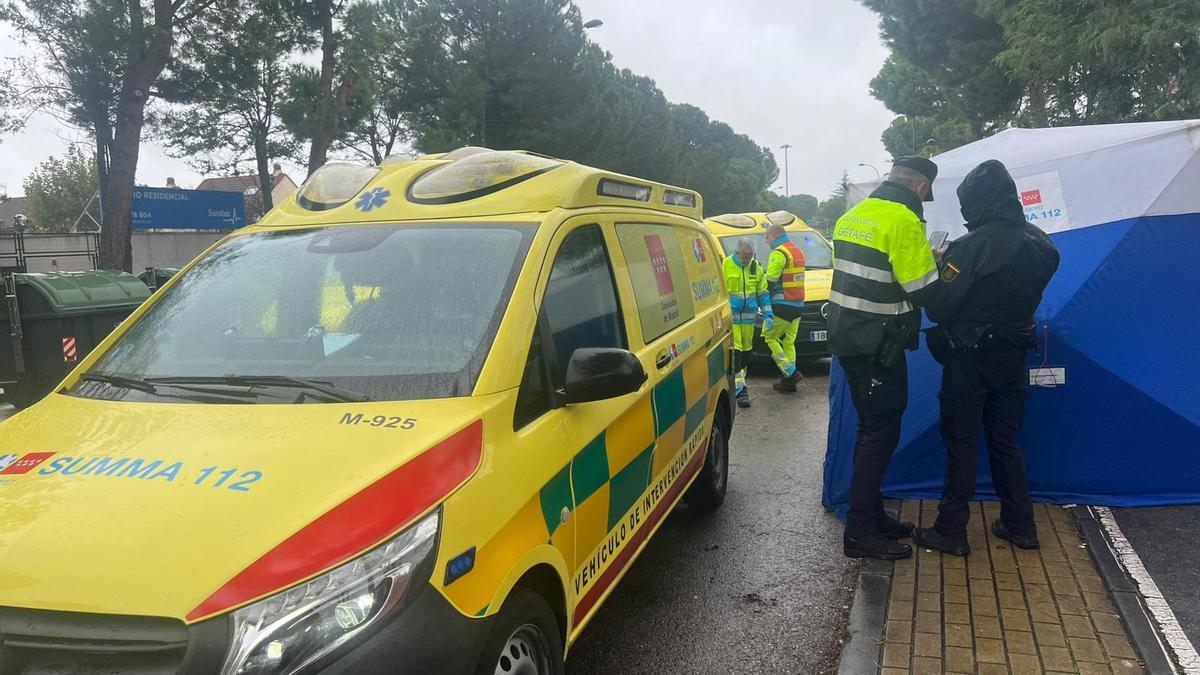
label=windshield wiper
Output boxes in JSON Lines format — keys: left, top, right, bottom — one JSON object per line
{"left": 147, "top": 375, "right": 372, "bottom": 403}
{"left": 76, "top": 374, "right": 262, "bottom": 404}
{"left": 80, "top": 373, "right": 159, "bottom": 394}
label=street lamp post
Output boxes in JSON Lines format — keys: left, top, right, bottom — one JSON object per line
{"left": 780, "top": 144, "right": 792, "bottom": 196}
{"left": 857, "top": 163, "right": 881, "bottom": 180}
{"left": 583, "top": 19, "right": 603, "bottom": 29}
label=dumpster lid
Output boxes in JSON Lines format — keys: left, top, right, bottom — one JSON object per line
{"left": 16, "top": 270, "right": 152, "bottom": 313}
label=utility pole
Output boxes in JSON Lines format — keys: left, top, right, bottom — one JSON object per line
{"left": 780, "top": 144, "right": 792, "bottom": 196}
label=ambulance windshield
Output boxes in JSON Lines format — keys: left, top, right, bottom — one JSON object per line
{"left": 77, "top": 223, "right": 533, "bottom": 403}
{"left": 718, "top": 231, "right": 833, "bottom": 268}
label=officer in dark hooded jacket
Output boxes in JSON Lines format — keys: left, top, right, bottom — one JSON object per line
{"left": 913, "top": 159, "right": 1060, "bottom": 556}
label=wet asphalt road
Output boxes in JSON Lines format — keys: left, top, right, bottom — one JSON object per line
{"left": 566, "top": 363, "right": 857, "bottom": 674}
{"left": 1111, "top": 506, "right": 1200, "bottom": 648}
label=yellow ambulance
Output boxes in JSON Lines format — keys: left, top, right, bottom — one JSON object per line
{"left": 704, "top": 211, "right": 833, "bottom": 359}
{"left": 0, "top": 148, "right": 735, "bottom": 674}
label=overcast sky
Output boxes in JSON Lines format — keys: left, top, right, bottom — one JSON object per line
{"left": 0, "top": 0, "right": 894, "bottom": 200}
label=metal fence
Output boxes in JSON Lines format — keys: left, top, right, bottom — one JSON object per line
{"left": 0, "top": 229, "right": 226, "bottom": 273}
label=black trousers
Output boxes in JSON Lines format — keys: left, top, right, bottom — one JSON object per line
{"left": 934, "top": 339, "right": 1037, "bottom": 539}
{"left": 841, "top": 353, "right": 908, "bottom": 540}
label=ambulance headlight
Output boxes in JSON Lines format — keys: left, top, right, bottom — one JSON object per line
{"left": 220, "top": 510, "right": 440, "bottom": 674}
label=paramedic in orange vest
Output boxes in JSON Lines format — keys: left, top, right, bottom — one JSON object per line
{"left": 763, "top": 223, "right": 806, "bottom": 393}
{"left": 722, "top": 238, "right": 773, "bottom": 409}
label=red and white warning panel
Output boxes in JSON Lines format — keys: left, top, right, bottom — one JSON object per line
{"left": 62, "top": 337, "right": 78, "bottom": 363}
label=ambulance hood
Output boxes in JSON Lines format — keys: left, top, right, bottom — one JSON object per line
{"left": 0, "top": 394, "right": 483, "bottom": 622}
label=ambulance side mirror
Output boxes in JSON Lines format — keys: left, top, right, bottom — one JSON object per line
{"left": 560, "top": 348, "right": 647, "bottom": 405}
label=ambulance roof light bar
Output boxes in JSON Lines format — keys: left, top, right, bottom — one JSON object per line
{"left": 663, "top": 189, "right": 697, "bottom": 208}
{"left": 710, "top": 214, "right": 758, "bottom": 229}
{"left": 408, "top": 150, "right": 562, "bottom": 205}
{"left": 296, "top": 164, "right": 382, "bottom": 212}
{"left": 765, "top": 210, "right": 796, "bottom": 227}
{"left": 597, "top": 178, "right": 651, "bottom": 202}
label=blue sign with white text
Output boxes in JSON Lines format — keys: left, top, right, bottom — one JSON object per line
{"left": 132, "top": 187, "right": 245, "bottom": 231}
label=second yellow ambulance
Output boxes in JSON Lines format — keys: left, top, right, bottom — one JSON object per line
{"left": 705, "top": 210, "right": 834, "bottom": 359}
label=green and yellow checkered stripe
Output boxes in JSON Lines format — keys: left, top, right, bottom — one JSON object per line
{"left": 549, "top": 341, "right": 727, "bottom": 572}
{"left": 442, "top": 340, "right": 728, "bottom": 616}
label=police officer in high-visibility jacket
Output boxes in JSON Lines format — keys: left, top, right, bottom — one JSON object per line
{"left": 829, "top": 156, "right": 941, "bottom": 561}
{"left": 722, "top": 238, "right": 773, "bottom": 409}
{"left": 763, "top": 223, "right": 806, "bottom": 393}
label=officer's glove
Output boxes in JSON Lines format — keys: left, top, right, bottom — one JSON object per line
{"left": 763, "top": 312, "right": 775, "bottom": 332}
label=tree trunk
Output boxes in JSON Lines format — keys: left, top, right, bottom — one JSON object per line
{"left": 99, "top": 0, "right": 174, "bottom": 272}
{"left": 101, "top": 83, "right": 156, "bottom": 271}
{"left": 307, "top": 2, "right": 338, "bottom": 176}
{"left": 92, "top": 123, "right": 111, "bottom": 227}
{"left": 1028, "top": 79, "right": 1049, "bottom": 128}
{"left": 254, "top": 129, "right": 274, "bottom": 214}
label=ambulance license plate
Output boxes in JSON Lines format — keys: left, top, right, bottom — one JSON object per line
{"left": 809, "top": 330, "right": 827, "bottom": 342}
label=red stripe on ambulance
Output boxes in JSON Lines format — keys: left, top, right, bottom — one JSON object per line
{"left": 186, "top": 419, "right": 484, "bottom": 622}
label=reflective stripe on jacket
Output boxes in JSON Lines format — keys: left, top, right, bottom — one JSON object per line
{"left": 722, "top": 254, "right": 771, "bottom": 325}
{"left": 764, "top": 236, "right": 805, "bottom": 321}
{"left": 766, "top": 240, "right": 806, "bottom": 306}
{"left": 828, "top": 191, "right": 939, "bottom": 356}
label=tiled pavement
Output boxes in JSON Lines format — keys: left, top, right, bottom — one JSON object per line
{"left": 879, "top": 500, "right": 1146, "bottom": 674}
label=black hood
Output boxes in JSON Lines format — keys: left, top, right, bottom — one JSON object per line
{"left": 957, "top": 159, "right": 1026, "bottom": 230}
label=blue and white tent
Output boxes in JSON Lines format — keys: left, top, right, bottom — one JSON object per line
{"left": 824, "top": 120, "right": 1200, "bottom": 513}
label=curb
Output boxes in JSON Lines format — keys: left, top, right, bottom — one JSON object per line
{"left": 1075, "top": 505, "right": 1178, "bottom": 674}
{"left": 837, "top": 557, "right": 892, "bottom": 675}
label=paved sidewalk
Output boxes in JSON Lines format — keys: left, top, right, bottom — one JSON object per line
{"left": 880, "top": 500, "right": 1145, "bottom": 674}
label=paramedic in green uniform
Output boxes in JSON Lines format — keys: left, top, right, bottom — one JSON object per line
{"left": 721, "top": 238, "right": 772, "bottom": 408}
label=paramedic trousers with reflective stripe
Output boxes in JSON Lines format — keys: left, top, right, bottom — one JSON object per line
{"left": 732, "top": 323, "right": 755, "bottom": 395}
{"left": 933, "top": 340, "right": 1037, "bottom": 539}
{"left": 763, "top": 318, "right": 799, "bottom": 377}
{"left": 842, "top": 353, "right": 907, "bottom": 539}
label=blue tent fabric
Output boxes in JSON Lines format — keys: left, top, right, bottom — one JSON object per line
{"left": 823, "top": 121, "right": 1200, "bottom": 516}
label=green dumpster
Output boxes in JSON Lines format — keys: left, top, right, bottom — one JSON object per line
{"left": 0, "top": 270, "right": 151, "bottom": 408}
{"left": 137, "top": 266, "right": 180, "bottom": 291}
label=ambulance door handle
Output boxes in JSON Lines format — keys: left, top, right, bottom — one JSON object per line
{"left": 655, "top": 352, "right": 671, "bottom": 370}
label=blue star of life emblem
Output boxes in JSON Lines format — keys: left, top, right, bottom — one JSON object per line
{"left": 355, "top": 188, "right": 391, "bottom": 212}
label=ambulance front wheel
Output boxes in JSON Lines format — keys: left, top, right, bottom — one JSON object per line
{"left": 685, "top": 408, "right": 730, "bottom": 511}
{"left": 477, "top": 587, "right": 565, "bottom": 675}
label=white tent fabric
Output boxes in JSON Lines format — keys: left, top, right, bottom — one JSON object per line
{"left": 848, "top": 120, "right": 1200, "bottom": 237}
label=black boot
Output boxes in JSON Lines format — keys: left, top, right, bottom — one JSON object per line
{"left": 844, "top": 535, "right": 913, "bottom": 560}
{"left": 877, "top": 515, "right": 915, "bottom": 539}
{"left": 773, "top": 371, "right": 799, "bottom": 393}
{"left": 913, "top": 527, "right": 971, "bottom": 556}
{"left": 992, "top": 519, "right": 1039, "bottom": 550}
{"left": 736, "top": 391, "right": 751, "bottom": 408}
